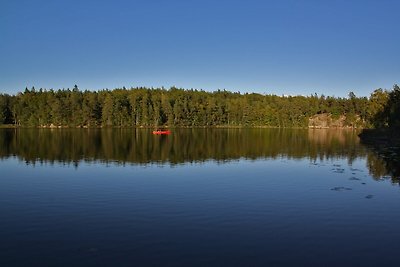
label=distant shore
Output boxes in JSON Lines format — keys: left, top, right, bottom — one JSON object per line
{"left": 0, "top": 125, "right": 362, "bottom": 130}
{"left": 0, "top": 124, "right": 16, "bottom": 128}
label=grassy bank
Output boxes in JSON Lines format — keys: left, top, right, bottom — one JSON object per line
{"left": 0, "top": 124, "right": 15, "bottom": 128}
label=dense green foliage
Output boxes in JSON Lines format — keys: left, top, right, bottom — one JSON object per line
{"left": 385, "top": 85, "right": 400, "bottom": 129}
{"left": 0, "top": 85, "right": 398, "bottom": 128}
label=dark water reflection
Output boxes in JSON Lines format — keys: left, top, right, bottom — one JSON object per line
{"left": 0, "top": 128, "right": 397, "bottom": 182}
{"left": 1, "top": 128, "right": 358, "bottom": 162}
{"left": 1, "top": 128, "right": 400, "bottom": 267}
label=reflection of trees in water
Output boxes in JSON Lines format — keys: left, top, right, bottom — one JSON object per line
{"left": 0, "top": 128, "right": 397, "bottom": 182}
{"left": 365, "top": 147, "right": 400, "bottom": 184}
{"left": 366, "top": 154, "right": 388, "bottom": 179}
{"left": 360, "top": 84, "right": 400, "bottom": 183}
{"left": 307, "top": 129, "right": 362, "bottom": 164}
{"left": 359, "top": 129, "right": 400, "bottom": 184}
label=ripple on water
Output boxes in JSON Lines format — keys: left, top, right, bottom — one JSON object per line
{"left": 332, "top": 168, "right": 345, "bottom": 173}
{"left": 330, "top": 187, "right": 353, "bottom": 191}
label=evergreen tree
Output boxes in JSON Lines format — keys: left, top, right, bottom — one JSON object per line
{"left": 2, "top": 85, "right": 399, "bottom": 129}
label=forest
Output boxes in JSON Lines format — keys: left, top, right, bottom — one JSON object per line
{"left": 0, "top": 85, "right": 399, "bottom": 128}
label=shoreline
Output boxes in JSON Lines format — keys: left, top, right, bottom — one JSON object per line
{"left": 0, "top": 125, "right": 362, "bottom": 130}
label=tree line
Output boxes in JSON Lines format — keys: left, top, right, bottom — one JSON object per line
{"left": 0, "top": 85, "right": 399, "bottom": 128}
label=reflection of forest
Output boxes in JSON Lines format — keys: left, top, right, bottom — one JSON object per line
{"left": 0, "top": 128, "right": 397, "bottom": 182}
{"left": 360, "top": 130, "right": 400, "bottom": 183}
{"left": 308, "top": 128, "right": 351, "bottom": 145}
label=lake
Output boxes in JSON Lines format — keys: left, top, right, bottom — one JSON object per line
{"left": 1, "top": 128, "right": 399, "bottom": 267}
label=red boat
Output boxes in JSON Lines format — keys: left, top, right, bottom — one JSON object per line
{"left": 152, "top": 130, "right": 171, "bottom": 135}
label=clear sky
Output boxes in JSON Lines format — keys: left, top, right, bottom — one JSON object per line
{"left": 1, "top": 0, "right": 399, "bottom": 96}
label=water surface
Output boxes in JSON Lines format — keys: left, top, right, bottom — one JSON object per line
{"left": 0, "top": 128, "right": 399, "bottom": 267}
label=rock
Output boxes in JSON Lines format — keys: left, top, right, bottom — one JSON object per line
{"left": 308, "top": 113, "right": 363, "bottom": 128}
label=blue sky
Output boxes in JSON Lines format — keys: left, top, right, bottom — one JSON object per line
{"left": 1, "top": 0, "right": 399, "bottom": 96}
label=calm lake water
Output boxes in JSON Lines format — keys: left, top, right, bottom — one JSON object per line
{"left": 1, "top": 128, "right": 399, "bottom": 267}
